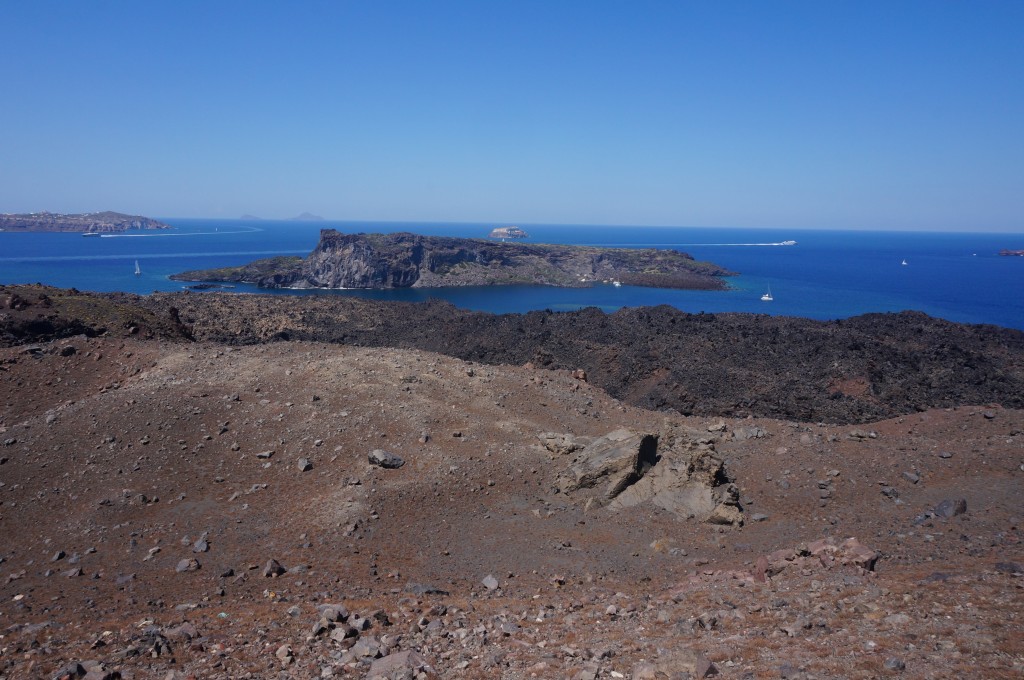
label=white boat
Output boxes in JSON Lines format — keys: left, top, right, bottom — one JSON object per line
{"left": 612, "top": 281, "right": 622, "bottom": 287}
{"left": 134, "top": 260, "right": 141, "bottom": 276}
{"left": 761, "top": 285, "right": 773, "bottom": 301}
{"left": 901, "top": 259, "right": 908, "bottom": 265}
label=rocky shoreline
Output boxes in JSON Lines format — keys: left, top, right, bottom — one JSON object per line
{"left": 170, "top": 230, "right": 734, "bottom": 291}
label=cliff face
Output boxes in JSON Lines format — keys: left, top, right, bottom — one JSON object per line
{"left": 173, "top": 229, "right": 734, "bottom": 290}
{"left": 0, "top": 211, "right": 171, "bottom": 233}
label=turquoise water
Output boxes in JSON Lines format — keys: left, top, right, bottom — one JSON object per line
{"left": 1, "top": 219, "right": 1022, "bottom": 329}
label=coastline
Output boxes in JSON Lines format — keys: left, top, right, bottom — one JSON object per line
{"left": 1, "top": 219, "right": 1023, "bottom": 329}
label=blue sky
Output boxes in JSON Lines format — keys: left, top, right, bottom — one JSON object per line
{"left": 1, "top": 1, "right": 1022, "bottom": 231}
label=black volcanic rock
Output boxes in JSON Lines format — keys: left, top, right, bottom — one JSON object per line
{"left": 4, "top": 285, "right": 1023, "bottom": 424}
{"left": 0, "top": 211, "right": 170, "bottom": 233}
{"left": 171, "top": 229, "right": 734, "bottom": 291}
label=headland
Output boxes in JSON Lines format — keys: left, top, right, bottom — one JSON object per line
{"left": 0, "top": 210, "right": 171, "bottom": 233}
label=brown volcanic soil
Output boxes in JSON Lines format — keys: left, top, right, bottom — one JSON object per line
{"left": 0, "top": 288, "right": 1022, "bottom": 678}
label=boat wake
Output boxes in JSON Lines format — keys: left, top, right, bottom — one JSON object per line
{"left": 595, "top": 240, "right": 797, "bottom": 247}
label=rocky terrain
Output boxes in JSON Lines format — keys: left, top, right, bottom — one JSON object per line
{"left": 0, "top": 284, "right": 1022, "bottom": 679}
{"left": 0, "top": 212, "right": 170, "bottom": 234}
{"left": 3, "top": 285, "right": 1024, "bottom": 424}
{"left": 170, "top": 231, "right": 733, "bottom": 291}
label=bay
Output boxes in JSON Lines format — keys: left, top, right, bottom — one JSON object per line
{"left": 1, "top": 219, "right": 1022, "bottom": 330}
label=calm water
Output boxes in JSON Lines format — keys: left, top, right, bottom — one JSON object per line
{"left": 1, "top": 219, "right": 1022, "bottom": 330}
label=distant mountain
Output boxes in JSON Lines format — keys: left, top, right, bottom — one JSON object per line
{"left": 0, "top": 211, "right": 171, "bottom": 233}
{"left": 290, "top": 212, "right": 325, "bottom": 221}
{"left": 239, "top": 214, "right": 263, "bottom": 220}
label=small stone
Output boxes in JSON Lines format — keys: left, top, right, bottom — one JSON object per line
{"left": 938, "top": 451, "right": 953, "bottom": 459}
{"left": 884, "top": 657, "right": 906, "bottom": 671}
{"left": 176, "top": 558, "right": 200, "bottom": 573}
{"left": 901, "top": 471, "right": 920, "bottom": 484}
{"left": 263, "top": 559, "right": 286, "bottom": 577}
{"left": 934, "top": 498, "right": 967, "bottom": 518}
{"left": 256, "top": 450, "right": 274, "bottom": 459}
{"left": 368, "top": 449, "right": 405, "bottom": 469}
{"left": 751, "top": 513, "right": 769, "bottom": 522}
{"left": 368, "top": 650, "right": 430, "bottom": 678}
{"left": 297, "top": 457, "right": 312, "bottom": 472}
{"left": 482, "top": 574, "right": 499, "bottom": 590}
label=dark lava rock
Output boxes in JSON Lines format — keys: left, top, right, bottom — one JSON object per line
{"left": 6, "top": 284, "right": 1024, "bottom": 425}
{"left": 995, "top": 561, "right": 1023, "bottom": 575}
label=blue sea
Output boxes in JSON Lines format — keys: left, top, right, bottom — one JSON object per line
{"left": 1, "top": 219, "right": 1022, "bottom": 330}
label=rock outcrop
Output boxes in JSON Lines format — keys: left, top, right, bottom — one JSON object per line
{"left": 171, "top": 230, "right": 734, "bottom": 290}
{"left": 557, "top": 426, "right": 742, "bottom": 524}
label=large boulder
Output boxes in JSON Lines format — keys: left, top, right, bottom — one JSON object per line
{"left": 558, "top": 424, "right": 743, "bottom": 525}
{"left": 556, "top": 429, "right": 658, "bottom": 503}
{"left": 610, "top": 424, "right": 742, "bottom": 525}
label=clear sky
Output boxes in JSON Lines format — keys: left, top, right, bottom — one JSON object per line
{"left": 1, "top": 1, "right": 1022, "bottom": 231}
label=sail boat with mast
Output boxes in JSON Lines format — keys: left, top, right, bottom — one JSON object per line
{"left": 134, "top": 260, "right": 141, "bottom": 276}
{"left": 761, "top": 284, "right": 773, "bottom": 301}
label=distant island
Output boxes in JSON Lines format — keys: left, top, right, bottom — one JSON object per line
{"left": 489, "top": 226, "right": 529, "bottom": 239}
{"left": 0, "top": 211, "right": 171, "bottom": 234}
{"left": 239, "top": 214, "right": 263, "bottom": 220}
{"left": 999, "top": 249, "right": 1024, "bottom": 257}
{"left": 172, "top": 229, "right": 734, "bottom": 290}
{"left": 290, "top": 212, "right": 324, "bottom": 221}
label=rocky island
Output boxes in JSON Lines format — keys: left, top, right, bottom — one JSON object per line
{"left": 999, "top": 249, "right": 1024, "bottom": 256}
{"left": 0, "top": 210, "right": 171, "bottom": 234}
{"left": 171, "top": 229, "right": 734, "bottom": 290}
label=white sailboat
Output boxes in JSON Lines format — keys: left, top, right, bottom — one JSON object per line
{"left": 901, "top": 258, "right": 908, "bottom": 265}
{"left": 134, "top": 260, "right": 141, "bottom": 276}
{"left": 761, "top": 284, "right": 773, "bottom": 301}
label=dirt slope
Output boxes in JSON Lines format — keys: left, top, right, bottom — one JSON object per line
{"left": 1, "top": 335, "right": 1021, "bottom": 679}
